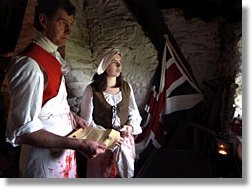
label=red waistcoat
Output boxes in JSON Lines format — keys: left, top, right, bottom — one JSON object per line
{"left": 24, "top": 43, "right": 62, "bottom": 106}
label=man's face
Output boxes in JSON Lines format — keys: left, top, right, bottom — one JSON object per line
{"left": 42, "top": 8, "right": 74, "bottom": 46}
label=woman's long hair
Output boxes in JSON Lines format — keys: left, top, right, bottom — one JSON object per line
{"left": 91, "top": 73, "right": 123, "bottom": 92}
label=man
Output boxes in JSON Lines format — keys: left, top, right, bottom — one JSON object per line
{"left": 3, "top": 0, "right": 106, "bottom": 178}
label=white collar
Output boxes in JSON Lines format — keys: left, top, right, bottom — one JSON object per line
{"left": 35, "top": 33, "right": 58, "bottom": 53}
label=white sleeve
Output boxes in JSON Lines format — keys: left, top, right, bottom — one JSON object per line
{"left": 127, "top": 83, "right": 142, "bottom": 135}
{"left": 6, "top": 56, "right": 45, "bottom": 147}
{"left": 80, "top": 85, "right": 93, "bottom": 125}
{"left": 80, "top": 85, "right": 105, "bottom": 130}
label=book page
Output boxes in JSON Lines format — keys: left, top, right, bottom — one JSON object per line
{"left": 68, "top": 127, "right": 120, "bottom": 150}
{"left": 102, "top": 129, "right": 121, "bottom": 150}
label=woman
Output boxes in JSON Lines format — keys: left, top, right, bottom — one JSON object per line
{"left": 81, "top": 47, "right": 142, "bottom": 178}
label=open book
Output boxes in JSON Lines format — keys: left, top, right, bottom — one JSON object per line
{"left": 67, "top": 127, "right": 121, "bottom": 150}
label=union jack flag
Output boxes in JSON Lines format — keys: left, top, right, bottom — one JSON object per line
{"left": 135, "top": 35, "right": 206, "bottom": 156}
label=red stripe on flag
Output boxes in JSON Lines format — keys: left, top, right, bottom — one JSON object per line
{"left": 135, "top": 89, "right": 166, "bottom": 145}
{"left": 135, "top": 92, "right": 156, "bottom": 143}
{"left": 151, "top": 92, "right": 166, "bottom": 145}
{"left": 165, "top": 63, "right": 182, "bottom": 90}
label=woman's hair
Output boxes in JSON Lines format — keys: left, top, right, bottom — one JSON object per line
{"left": 34, "top": 0, "right": 76, "bottom": 32}
{"left": 91, "top": 73, "right": 124, "bottom": 92}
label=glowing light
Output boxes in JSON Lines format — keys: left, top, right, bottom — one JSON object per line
{"left": 216, "top": 141, "right": 230, "bottom": 156}
{"left": 218, "top": 149, "right": 228, "bottom": 155}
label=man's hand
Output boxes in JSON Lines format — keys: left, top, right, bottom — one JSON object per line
{"left": 78, "top": 139, "right": 106, "bottom": 159}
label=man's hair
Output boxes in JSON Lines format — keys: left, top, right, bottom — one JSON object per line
{"left": 34, "top": 0, "right": 76, "bottom": 31}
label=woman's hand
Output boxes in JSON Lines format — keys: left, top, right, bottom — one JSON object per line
{"left": 120, "top": 124, "right": 133, "bottom": 138}
{"left": 72, "top": 112, "right": 88, "bottom": 128}
{"left": 115, "top": 136, "right": 125, "bottom": 147}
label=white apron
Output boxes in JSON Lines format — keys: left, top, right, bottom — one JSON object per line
{"left": 19, "top": 78, "right": 77, "bottom": 178}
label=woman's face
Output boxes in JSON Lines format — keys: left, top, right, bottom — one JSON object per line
{"left": 105, "top": 54, "right": 122, "bottom": 77}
